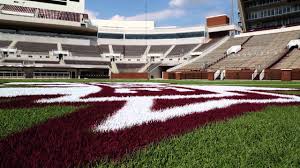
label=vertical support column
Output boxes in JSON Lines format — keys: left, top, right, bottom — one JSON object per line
{"left": 162, "top": 72, "right": 169, "bottom": 80}
{"left": 208, "top": 72, "right": 215, "bottom": 80}
{"left": 281, "top": 69, "right": 292, "bottom": 81}
{"left": 175, "top": 72, "right": 182, "bottom": 80}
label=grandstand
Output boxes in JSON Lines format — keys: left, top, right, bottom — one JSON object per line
{"left": 167, "top": 27, "right": 300, "bottom": 81}
{"left": 209, "top": 30, "right": 300, "bottom": 70}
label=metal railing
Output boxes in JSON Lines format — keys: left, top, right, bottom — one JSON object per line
{"left": 0, "top": 71, "right": 25, "bottom": 79}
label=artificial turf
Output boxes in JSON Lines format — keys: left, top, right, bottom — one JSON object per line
{"left": 96, "top": 106, "right": 300, "bottom": 168}
{"left": 1, "top": 79, "right": 300, "bottom": 88}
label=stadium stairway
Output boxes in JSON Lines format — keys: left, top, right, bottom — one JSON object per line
{"left": 110, "top": 62, "right": 119, "bottom": 74}
{"left": 139, "top": 62, "right": 151, "bottom": 73}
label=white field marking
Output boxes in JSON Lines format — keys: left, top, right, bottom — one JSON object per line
{"left": 0, "top": 82, "right": 101, "bottom": 102}
{"left": 115, "top": 89, "right": 137, "bottom": 94}
{"left": 95, "top": 97, "right": 300, "bottom": 132}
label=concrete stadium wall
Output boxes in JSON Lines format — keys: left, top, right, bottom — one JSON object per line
{"left": 162, "top": 72, "right": 176, "bottom": 80}
{"left": 264, "top": 69, "right": 282, "bottom": 80}
{"left": 111, "top": 73, "right": 149, "bottom": 80}
{"left": 163, "top": 71, "right": 208, "bottom": 80}
{"left": 292, "top": 69, "right": 300, "bottom": 80}
{"left": 225, "top": 70, "right": 253, "bottom": 80}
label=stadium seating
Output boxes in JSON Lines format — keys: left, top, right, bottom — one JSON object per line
{"left": 62, "top": 45, "right": 101, "bottom": 57}
{"left": 0, "top": 40, "right": 11, "bottom": 48}
{"left": 148, "top": 45, "right": 171, "bottom": 54}
{"left": 38, "top": 9, "right": 80, "bottom": 22}
{"left": 15, "top": 42, "right": 57, "bottom": 55}
{"left": 99, "top": 45, "right": 110, "bottom": 54}
{"left": 271, "top": 49, "right": 300, "bottom": 69}
{"left": 116, "top": 63, "right": 145, "bottom": 73}
{"left": 194, "top": 38, "right": 221, "bottom": 52}
{"left": 167, "top": 44, "right": 198, "bottom": 57}
{"left": 0, "top": 4, "right": 83, "bottom": 22}
{"left": 179, "top": 37, "right": 249, "bottom": 70}
{"left": 112, "top": 45, "right": 147, "bottom": 57}
{"left": 1, "top": 4, "right": 36, "bottom": 14}
{"left": 209, "top": 31, "right": 300, "bottom": 70}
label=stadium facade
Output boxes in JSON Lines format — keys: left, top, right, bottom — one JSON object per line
{"left": 238, "top": 0, "right": 300, "bottom": 32}
{"left": 0, "top": 0, "right": 300, "bottom": 80}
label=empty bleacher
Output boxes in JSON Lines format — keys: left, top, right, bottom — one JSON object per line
{"left": 62, "top": 45, "right": 101, "bottom": 57}
{"left": 167, "top": 44, "right": 198, "bottom": 57}
{"left": 0, "top": 40, "right": 11, "bottom": 48}
{"left": 180, "top": 37, "right": 249, "bottom": 70}
{"left": 117, "top": 63, "right": 145, "bottom": 73}
{"left": 38, "top": 9, "right": 80, "bottom": 22}
{"left": 194, "top": 38, "right": 221, "bottom": 52}
{"left": 209, "top": 31, "right": 300, "bottom": 70}
{"left": 99, "top": 45, "right": 110, "bottom": 54}
{"left": 148, "top": 45, "right": 171, "bottom": 54}
{"left": 1, "top": 4, "right": 36, "bottom": 14}
{"left": 0, "top": 4, "right": 83, "bottom": 22}
{"left": 271, "top": 49, "right": 300, "bottom": 69}
{"left": 113, "top": 45, "right": 147, "bottom": 57}
{"left": 16, "top": 42, "right": 57, "bottom": 55}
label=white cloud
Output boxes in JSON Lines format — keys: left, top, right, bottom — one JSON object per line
{"left": 85, "top": 9, "right": 100, "bottom": 19}
{"left": 169, "top": 0, "right": 216, "bottom": 8}
{"left": 110, "top": 9, "right": 185, "bottom": 21}
{"left": 110, "top": 15, "right": 126, "bottom": 21}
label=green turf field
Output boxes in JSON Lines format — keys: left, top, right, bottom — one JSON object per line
{"left": 1, "top": 79, "right": 300, "bottom": 88}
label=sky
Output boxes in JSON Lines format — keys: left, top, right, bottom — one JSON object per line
{"left": 85, "top": 0, "right": 239, "bottom": 27}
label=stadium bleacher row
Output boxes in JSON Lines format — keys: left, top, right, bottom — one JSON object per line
{"left": 272, "top": 48, "right": 300, "bottom": 70}
{"left": 179, "top": 36, "right": 250, "bottom": 70}
{"left": 16, "top": 42, "right": 57, "bottom": 55}
{"left": 148, "top": 45, "right": 171, "bottom": 54}
{"left": 0, "top": 4, "right": 85, "bottom": 22}
{"left": 112, "top": 45, "right": 147, "bottom": 58}
{"left": 111, "top": 44, "right": 201, "bottom": 58}
{"left": 167, "top": 44, "right": 198, "bottom": 58}
{"left": 0, "top": 40, "right": 11, "bottom": 48}
{"left": 209, "top": 30, "right": 300, "bottom": 70}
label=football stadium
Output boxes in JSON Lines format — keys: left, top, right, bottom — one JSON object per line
{"left": 0, "top": 0, "right": 300, "bottom": 167}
